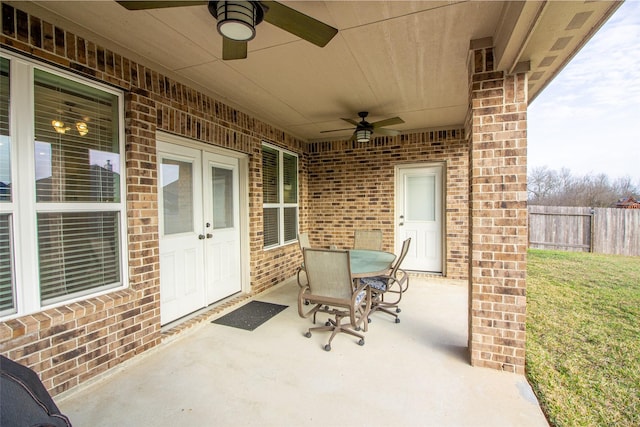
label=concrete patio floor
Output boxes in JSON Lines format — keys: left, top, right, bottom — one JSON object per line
{"left": 57, "top": 276, "right": 548, "bottom": 426}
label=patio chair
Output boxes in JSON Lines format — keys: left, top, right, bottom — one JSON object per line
{"left": 360, "top": 238, "right": 411, "bottom": 323}
{"left": 353, "top": 229, "right": 383, "bottom": 250}
{"left": 298, "top": 248, "right": 371, "bottom": 351}
{"left": 296, "top": 232, "right": 311, "bottom": 288}
{"left": 297, "top": 232, "right": 313, "bottom": 305}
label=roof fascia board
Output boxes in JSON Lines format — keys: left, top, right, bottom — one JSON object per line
{"left": 493, "top": 0, "right": 548, "bottom": 74}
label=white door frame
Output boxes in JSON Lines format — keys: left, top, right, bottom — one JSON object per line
{"left": 156, "top": 132, "right": 250, "bottom": 319}
{"left": 394, "top": 162, "right": 445, "bottom": 274}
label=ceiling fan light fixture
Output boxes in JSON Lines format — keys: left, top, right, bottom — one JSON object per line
{"left": 355, "top": 128, "right": 372, "bottom": 143}
{"left": 51, "top": 120, "right": 68, "bottom": 134}
{"left": 215, "top": 1, "right": 258, "bottom": 41}
{"left": 76, "top": 121, "right": 89, "bottom": 136}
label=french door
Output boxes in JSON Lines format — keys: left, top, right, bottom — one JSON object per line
{"left": 157, "top": 140, "right": 242, "bottom": 324}
{"left": 203, "top": 152, "right": 241, "bottom": 302}
{"left": 395, "top": 164, "right": 443, "bottom": 273}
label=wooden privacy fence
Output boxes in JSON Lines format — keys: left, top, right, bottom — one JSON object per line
{"left": 528, "top": 206, "right": 640, "bottom": 256}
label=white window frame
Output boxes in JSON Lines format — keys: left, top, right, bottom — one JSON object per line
{"left": 0, "top": 50, "right": 127, "bottom": 320}
{"left": 262, "top": 142, "right": 298, "bottom": 249}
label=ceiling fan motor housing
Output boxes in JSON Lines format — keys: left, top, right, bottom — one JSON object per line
{"left": 357, "top": 112, "right": 373, "bottom": 131}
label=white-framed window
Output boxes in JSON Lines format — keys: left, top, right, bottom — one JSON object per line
{"left": 262, "top": 143, "right": 298, "bottom": 248}
{"left": 0, "top": 51, "right": 127, "bottom": 319}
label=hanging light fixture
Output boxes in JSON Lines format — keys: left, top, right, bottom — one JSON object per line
{"left": 51, "top": 120, "right": 69, "bottom": 134}
{"left": 212, "top": 1, "right": 261, "bottom": 41}
{"left": 75, "top": 121, "right": 89, "bottom": 136}
{"left": 355, "top": 128, "right": 372, "bottom": 143}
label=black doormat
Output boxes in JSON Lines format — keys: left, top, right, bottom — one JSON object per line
{"left": 211, "top": 301, "right": 288, "bottom": 331}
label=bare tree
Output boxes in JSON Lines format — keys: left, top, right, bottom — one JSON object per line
{"left": 528, "top": 168, "right": 640, "bottom": 207}
{"left": 527, "top": 166, "right": 553, "bottom": 201}
{"left": 613, "top": 176, "right": 639, "bottom": 197}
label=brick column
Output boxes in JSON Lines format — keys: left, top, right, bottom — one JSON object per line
{"left": 468, "top": 46, "right": 528, "bottom": 374}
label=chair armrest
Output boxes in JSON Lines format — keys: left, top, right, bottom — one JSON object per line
{"left": 297, "top": 286, "right": 319, "bottom": 319}
{"left": 396, "top": 269, "right": 409, "bottom": 292}
{"left": 296, "top": 266, "right": 307, "bottom": 288}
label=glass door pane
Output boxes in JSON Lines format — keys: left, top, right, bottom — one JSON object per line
{"left": 211, "top": 166, "right": 233, "bottom": 229}
{"left": 161, "top": 159, "right": 194, "bottom": 235}
{"left": 406, "top": 175, "right": 435, "bottom": 221}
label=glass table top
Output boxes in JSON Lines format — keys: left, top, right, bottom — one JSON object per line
{"left": 348, "top": 249, "right": 396, "bottom": 277}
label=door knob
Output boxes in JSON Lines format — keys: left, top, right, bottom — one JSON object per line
{"left": 198, "top": 234, "right": 205, "bottom": 240}
{"left": 399, "top": 222, "right": 404, "bottom": 226}
{"left": 206, "top": 233, "right": 213, "bottom": 239}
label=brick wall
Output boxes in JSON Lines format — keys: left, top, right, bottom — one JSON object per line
{"left": 467, "top": 46, "right": 528, "bottom": 374}
{"left": 0, "top": 3, "right": 305, "bottom": 395}
{"left": 307, "top": 131, "right": 469, "bottom": 280}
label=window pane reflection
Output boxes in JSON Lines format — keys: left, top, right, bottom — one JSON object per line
{"left": 283, "top": 153, "right": 297, "bottom": 203}
{"left": 0, "top": 57, "right": 10, "bottom": 202}
{"left": 212, "top": 166, "right": 233, "bottom": 229}
{"left": 34, "top": 69, "right": 120, "bottom": 202}
{"left": 162, "top": 159, "right": 194, "bottom": 235}
{"left": 406, "top": 175, "right": 435, "bottom": 221}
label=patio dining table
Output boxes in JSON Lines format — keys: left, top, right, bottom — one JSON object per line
{"left": 348, "top": 249, "right": 396, "bottom": 278}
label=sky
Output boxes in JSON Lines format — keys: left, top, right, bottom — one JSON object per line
{"left": 527, "top": 0, "right": 640, "bottom": 183}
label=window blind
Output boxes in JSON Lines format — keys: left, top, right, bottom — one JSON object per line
{"left": 34, "top": 69, "right": 120, "bottom": 203}
{"left": 262, "top": 144, "right": 298, "bottom": 248}
{"left": 263, "top": 207, "right": 279, "bottom": 247}
{"left": 0, "top": 57, "right": 9, "bottom": 136}
{"left": 262, "top": 146, "right": 279, "bottom": 204}
{"left": 283, "top": 207, "right": 297, "bottom": 242}
{"left": 0, "top": 57, "right": 10, "bottom": 203}
{"left": 0, "top": 214, "right": 15, "bottom": 313}
{"left": 38, "top": 212, "right": 121, "bottom": 303}
{"left": 33, "top": 69, "right": 123, "bottom": 305}
{"left": 283, "top": 153, "right": 297, "bottom": 203}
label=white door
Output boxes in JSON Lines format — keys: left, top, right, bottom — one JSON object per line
{"left": 203, "top": 153, "right": 241, "bottom": 303}
{"left": 157, "top": 143, "right": 205, "bottom": 324}
{"left": 158, "top": 141, "right": 242, "bottom": 325}
{"left": 396, "top": 165, "right": 443, "bottom": 272}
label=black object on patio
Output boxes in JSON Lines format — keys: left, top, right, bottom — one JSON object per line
{"left": 0, "top": 354, "right": 72, "bottom": 427}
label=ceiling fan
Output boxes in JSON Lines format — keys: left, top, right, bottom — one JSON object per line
{"left": 116, "top": 1, "right": 338, "bottom": 60}
{"left": 321, "top": 112, "right": 405, "bottom": 142}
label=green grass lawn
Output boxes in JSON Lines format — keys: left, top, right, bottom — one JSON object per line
{"left": 526, "top": 249, "right": 640, "bottom": 426}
